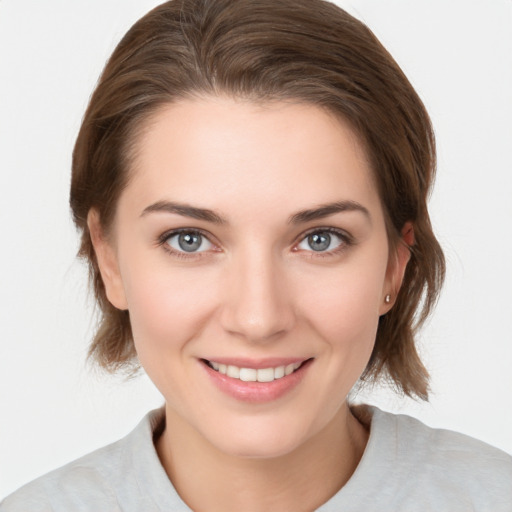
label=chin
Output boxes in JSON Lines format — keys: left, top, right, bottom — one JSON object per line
{"left": 200, "top": 415, "right": 318, "bottom": 460}
{"left": 216, "top": 436, "right": 304, "bottom": 460}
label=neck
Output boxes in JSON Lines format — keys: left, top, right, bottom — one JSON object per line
{"left": 156, "top": 402, "right": 369, "bottom": 512}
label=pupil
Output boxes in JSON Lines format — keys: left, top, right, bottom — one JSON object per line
{"left": 308, "top": 233, "right": 330, "bottom": 251}
{"left": 178, "top": 233, "right": 201, "bottom": 252}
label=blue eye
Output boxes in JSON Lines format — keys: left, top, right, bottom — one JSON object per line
{"left": 165, "top": 231, "right": 213, "bottom": 253}
{"left": 297, "top": 230, "right": 345, "bottom": 252}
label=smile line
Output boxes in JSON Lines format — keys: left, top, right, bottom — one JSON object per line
{"left": 203, "top": 359, "right": 309, "bottom": 383}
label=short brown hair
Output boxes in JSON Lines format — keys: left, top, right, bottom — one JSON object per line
{"left": 70, "top": 0, "right": 445, "bottom": 400}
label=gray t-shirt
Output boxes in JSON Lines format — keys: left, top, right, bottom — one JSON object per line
{"left": 1, "top": 406, "right": 511, "bottom": 511}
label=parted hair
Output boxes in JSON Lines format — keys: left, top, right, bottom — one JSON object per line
{"left": 70, "top": 0, "right": 445, "bottom": 400}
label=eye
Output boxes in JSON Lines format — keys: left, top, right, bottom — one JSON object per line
{"left": 296, "top": 229, "right": 347, "bottom": 253}
{"left": 165, "top": 230, "right": 213, "bottom": 253}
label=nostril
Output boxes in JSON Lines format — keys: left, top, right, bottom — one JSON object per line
{"left": 218, "top": 267, "right": 296, "bottom": 342}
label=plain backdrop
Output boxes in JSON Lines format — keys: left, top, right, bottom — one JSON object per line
{"left": 1, "top": 0, "right": 511, "bottom": 499}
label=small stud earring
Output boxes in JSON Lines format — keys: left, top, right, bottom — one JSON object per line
{"left": 385, "top": 294, "right": 391, "bottom": 304}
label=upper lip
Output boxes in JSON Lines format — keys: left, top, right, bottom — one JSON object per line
{"left": 200, "top": 357, "right": 312, "bottom": 369}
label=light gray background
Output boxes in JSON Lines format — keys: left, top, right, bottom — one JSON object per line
{"left": 1, "top": 0, "right": 511, "bottom": 498}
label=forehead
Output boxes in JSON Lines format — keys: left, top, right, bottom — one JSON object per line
{"left": 123, "top": 97, "right": 382, "bottom": 220}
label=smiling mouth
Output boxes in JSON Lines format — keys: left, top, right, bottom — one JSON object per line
{"left": 203, "top": 359, "right": 310, "bottom": 383}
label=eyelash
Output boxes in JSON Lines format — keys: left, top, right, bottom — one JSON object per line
{"left": 157, "top": 227, "right": 354, "bottom": 260}
{"left": 157, "top": 228, "right": 217, "bottom": 260}
{"left": 295, "top": 227, "right": 354, "bottom": 258}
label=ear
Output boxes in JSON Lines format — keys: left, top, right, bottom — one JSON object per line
{"left": 87, "top": 209, "right": 128, "bottom": 311}
{"left": 380, "top": 222, "right": 414, "bottom": 315}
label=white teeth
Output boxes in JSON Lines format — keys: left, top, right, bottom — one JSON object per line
{"left": 285, "top": 363, "right": 295, "bottom": 376}
{"left": 239, "top": 368, "right": 257, "bottom": 382}
{"left": 227, "top": 365, "right": 240, "bottom": 378}
{"left": 208, "top": 360, "right": 305, "bottom": 382}
{"left": 257, "top": 368, "right": 275, "bottom": 382}
{"left": 274, "top": 366, "right": 285, "bottom": 379}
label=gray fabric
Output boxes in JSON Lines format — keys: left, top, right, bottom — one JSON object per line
{"left": 2, "top": 406, "right": 511, "bottom": 511}
{"left": 317, "top": 407, "right": 512, "bottom": 511}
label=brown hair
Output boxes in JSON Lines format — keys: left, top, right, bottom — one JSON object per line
{"left": 70, "top": 0, "right": 445, "bottom": 400}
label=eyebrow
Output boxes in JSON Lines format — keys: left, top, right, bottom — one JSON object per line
{"left": 140, "top": 199, "right": 370, "bottom": 225}
{"left": 288, "top": 201, "right": 371, "bottom": 224}
{"left": 140, "top": 201, "right": 228, "bottom": 224}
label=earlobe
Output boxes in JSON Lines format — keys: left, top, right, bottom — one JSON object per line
{"left": 380, "top": 222, "right": 414, "bottom": 314}
{"left": 87, "top": 210, "right": 128, "bottom": 311}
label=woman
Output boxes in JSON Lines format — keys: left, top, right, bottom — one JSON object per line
{"left": 1, "top": 0, "right": 511, "bottom": 510}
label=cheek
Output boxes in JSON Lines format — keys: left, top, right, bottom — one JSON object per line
{"left": 120, "top": 260, "right": 220, "bottom": 354}
{"left": 296, "top": 259, "right": 387, "bottom": 345}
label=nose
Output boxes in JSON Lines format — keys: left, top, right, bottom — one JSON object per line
{"left": 219, "top": 250, "right": 296, "bottom": 343}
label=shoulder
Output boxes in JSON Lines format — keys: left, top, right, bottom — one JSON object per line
{"left": 331, "top": 405, "right": 512, "bottom": 511}
{"left": 386, "top": 408, "right": 512, "bottom": 474}
{"left": 0, "top": 408, "right": 173, "bottom": 512}
{"left": 355, "top": 406, "right": 512, "bottom": 511}
{"left": 0, "top": 441, "right": 125, "bottom": 512}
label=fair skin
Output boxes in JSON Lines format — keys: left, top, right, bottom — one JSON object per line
{"left": 89, "top": 97, "right": 410, "bottom": 511}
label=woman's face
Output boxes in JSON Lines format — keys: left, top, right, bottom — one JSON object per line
{"left": 93, "top": 97, "right": 402, "bottom": 458}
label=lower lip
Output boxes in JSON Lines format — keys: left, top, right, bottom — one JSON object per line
{"left": 202, "top": 360, "right": 312, "bottom": 403}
